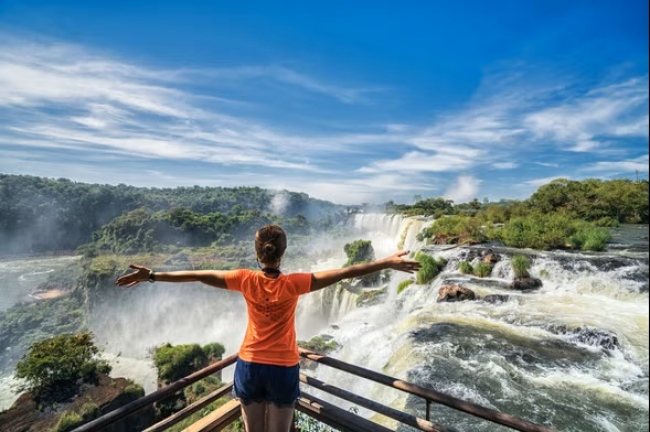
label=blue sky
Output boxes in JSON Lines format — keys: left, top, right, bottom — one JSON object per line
{"left": 0, "top": 1, "right": 648, "bottom": 205}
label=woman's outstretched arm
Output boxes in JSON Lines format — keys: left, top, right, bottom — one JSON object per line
{"left": 310, "top": 251, "right": 420, "bottom": 292}
{"left": 115, "top": 265, "right": 232, "bottom": 289}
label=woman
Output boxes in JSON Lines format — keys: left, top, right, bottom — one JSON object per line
{"left": 116, "top": 224, "right": 421, "bottom": 432}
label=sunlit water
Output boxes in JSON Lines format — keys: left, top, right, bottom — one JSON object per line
{"left": 1, "top": 219, "right": 648, "bottom": 432}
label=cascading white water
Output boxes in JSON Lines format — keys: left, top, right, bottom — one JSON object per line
{"left": 295, "top": 214, "right": 432, "bottom": 338}
{"left": 302, "top": 220, "right": 649, "bottom": 431}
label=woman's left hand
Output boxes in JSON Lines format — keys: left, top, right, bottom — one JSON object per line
{"left": 383, "top": 251, "right": 421, "bottom": 273}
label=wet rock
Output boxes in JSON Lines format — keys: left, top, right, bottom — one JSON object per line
{"left": 480, "top": 294, "right": 511, "bottom": 303}
{"left": 441, "top": 277, "right": 511, "bottom": 290}
{"left": 509, "top": 277, "right": 543, "bottom": 291}
{"left": 457, "top": 249, "right": 483, "bottom": 262}
{"left": 482, "top": 251, "right": 501, "bottom": 265}
{"left": 437, "top": 285, "right": 476, "bottom": 302}
{"left": 546, "top": 325, "right": 620, "bottom": 351}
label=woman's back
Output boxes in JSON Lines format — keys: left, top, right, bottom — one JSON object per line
{"left": 225, "top": 269, "right": 312, "bottom": 366}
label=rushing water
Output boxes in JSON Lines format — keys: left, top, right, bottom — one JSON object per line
{"left": 1, "top": 217, "right": 648, "bottom": 432}
{"left": 299, "top": 218, "right": 649, "bottom": 432}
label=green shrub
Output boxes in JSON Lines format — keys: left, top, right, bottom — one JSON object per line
{"left": 458, "top": 261, "right": 473, "bottom": 275}
{"left": 355, "top": 287, "right": 387, "bottom": 306}
{"left": 397, "top": 279, "right": 414, "bottom": 295}
{"left": 54, "top": 411, "right": 84, "bottom": 432}
{"left": 416, "top": 216, "right": 487, "bottom": 245}
{"left": 473, "top": 263, "right": 493, "bottom": 278}
{"left": 14, "top": 332, "right": 111, "bottom": 398}
{"left": 510, "top": 255, "right": 531, "bottom": 279}
{"left": 297, "top": 336, "right": 339, "bottom": 354}
{"left": 415, "top": 252, "right": 447, "bottom": 285}
{"left": 184, "top": 376, "right": 222, "bottom": 403}
{"left": 80, "top": 402, "right": 100, "bottom": 421}
{"left": 494, "top": 214, "right": 587, "bottom": 250}
{"left": 342, "top": 239, "right": 380, "bottom": 286}
{"left": 594, "top": 217, "right": 620, "bottom": 227}
{"left": 152, "top": 343, "right": 223, "bottom": 384}
{"left": 124, "top": 383, "right": 144, "bottom": 399}
{"left": 567, "top": 227, "right": 611, "bottom": 251}
{"left": 343, "top": 239, "right": 375, "bottom": 266}
{"left": 202, "top": 343, "right": 226, "bottom": 361}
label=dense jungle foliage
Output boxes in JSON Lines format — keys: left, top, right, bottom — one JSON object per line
{"left": 0, "top": 174, "right": 346, "bottom": 256}
{"left": 401, "top": 178, "right": 648, "bottom": 251}
{"left": 393, "top": 178, "right": 648, "bottom": 223}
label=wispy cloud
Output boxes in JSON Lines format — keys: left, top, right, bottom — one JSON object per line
{"left": 493, "top": 162, "right": 519, "bottom": 169}
{"left": 525, "top": 176, "right": 571, "bottom": 187}
{"left": 583, "top": 154, "right": 649, "bottom": 174}
{"left": 200, "top": 65, "right": 381, "bottom": 104}
{"left": 0, "top": 36, "right": 383, "bottom": 173}
{"left": 525, "top": 77, "right": 649, "bottom": 152}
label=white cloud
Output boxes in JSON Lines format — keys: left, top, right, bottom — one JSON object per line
{"left": 493, "top": 162, "right": 519, "bottom": 169}
{"left": 443, "top": 175, "right": 482, "bottom": 203}
{"left": 583, "top": 154, "right": 649, "bottom": 174}
{"left": 524, "top": 77, "right": 649, "bottom": 152}
{"left": 524, "top": 176, "right": 571, "bottom": 187}
{"left": 358, "top": 150, "right": 481, "bottom": 173}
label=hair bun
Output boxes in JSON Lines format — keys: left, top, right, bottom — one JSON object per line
{"left": 264, "top": 243, "right": 276, "bottom": 253}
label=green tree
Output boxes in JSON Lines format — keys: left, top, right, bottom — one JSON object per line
{"left": 152, "top": 342, "right": 225, "bottom": 384}
{"left": 15, "top": 332, "right": 111, "bottom": 399}
{"left": 343, "top": 240, "right": 375, "bottom": 267}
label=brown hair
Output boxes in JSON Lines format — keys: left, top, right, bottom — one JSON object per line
{"left": 255, "top": 225, "right": 287, "bottom": 264}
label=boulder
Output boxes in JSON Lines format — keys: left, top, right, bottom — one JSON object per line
{"left": 480, "top": 294, "right": 511, "bottom": 303}
{"left": 437, "top": 285, "right": 476, "bottom": 302}
{"left": 509, "top": 277, "right": 543, "bottom": 291}
{"left": 482, "top": 252, "right": 501, "bottom": 265}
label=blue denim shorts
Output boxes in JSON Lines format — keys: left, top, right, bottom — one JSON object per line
{"left": 233, "top": 358, "right": 300, "bottom": 407}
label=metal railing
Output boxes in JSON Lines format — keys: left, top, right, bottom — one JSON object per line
{"left": 298, "top": 348, "right": 556, "bottom": 432}
{"left": 71, "top": 349, "right": 556, "bottom": 432}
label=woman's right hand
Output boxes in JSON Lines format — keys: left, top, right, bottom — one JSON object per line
{"left": 116, "top": 264, "right": 152, "bottom": 289}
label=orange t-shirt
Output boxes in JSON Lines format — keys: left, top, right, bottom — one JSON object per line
{"left": 225, "top": 269, "right": 312, "bottom": 366}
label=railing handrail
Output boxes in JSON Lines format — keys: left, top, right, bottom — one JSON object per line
{"left": 300, "top": 373, "right": 451, "bottom": 432}
{"left": 70, "top": 353, "right": 238, "bottom": 432}
{"left": 69, "top": 349, "right": 556, "bottom": 432}
{"left": 299, "top": 348, "right": 556, "bottom": 432}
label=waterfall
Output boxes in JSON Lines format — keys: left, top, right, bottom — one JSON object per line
{"left": 296, "top": 213, "right": 433, "bottom": 338}
{"left": 301, "top": 226, "right": 649, "bottom": 431}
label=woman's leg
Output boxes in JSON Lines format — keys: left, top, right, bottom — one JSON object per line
{"left": 240, "top": 402, "right": 266, "bottom": 432}
{"left": 266, "top": 404, "right": 295, "bottom": 432}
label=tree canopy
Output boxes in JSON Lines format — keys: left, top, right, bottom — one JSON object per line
{"left": 0, "top": 174, "right": 345, "bottom": 255}
{"left": 14, "top": 332, "right": 111, "bottom": 400}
